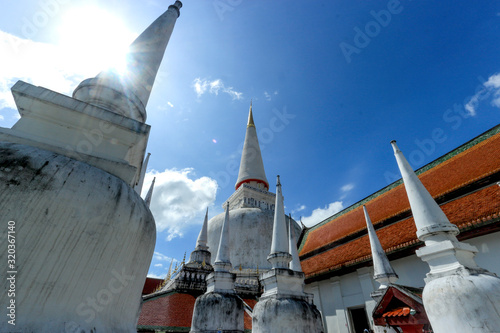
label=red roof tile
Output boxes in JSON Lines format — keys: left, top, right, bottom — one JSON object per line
{"left": 142, "top": 277, "right": 164, "bottom": 295}
{"left": 138, "top": 292, "right": 196, "bottom": 329}
{"left": 383, "top": 307, "right": 411, "bottom": 318}
{"left": 137, "top": 292, "right": 257, "bottom": 331}
{"left": 301, "top": 185, "right": 499, "bottom": 278}
{"left": 243, "top": 298, "right": 258, "bottom": 329}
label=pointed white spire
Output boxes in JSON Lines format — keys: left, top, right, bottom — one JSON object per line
{"left": 268, "top": 176, "right": 292, "bottom": 269}
{"left": 73, "top": 1, "right": 183, "bottom": 122}
{"left": 195, "top": 208, "right": 209, "bottom": 251}
{"left": 144, "top": 177, "right": 155, "bottom": 208}
{"left": 214, "top": 202, "right": 232, "bottom": 272}
{"left": 288, "top": 214, "right": 302, "bottom": 272}
{"left": 235, "top": 102, "right": 269, "bottom": 190}
{"left": 135, "top": 152, "right": 151, "bottom": 194}
{"left": 363, "top": 206, "right": 398, "bottom": 289}
{"left": 391, "top": 141, "right": 459, "bottom": 241}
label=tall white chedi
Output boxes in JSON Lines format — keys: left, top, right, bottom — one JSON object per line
{"left": 252, "top": 176, "right": 324, "bottom": 333}
{"left": 190, "top": 203, "right": 244, "bottom": 333}
{"left": 235, "top": 101, "right": 269, "bottom": 191}
{"left": 0, "top": 2, "right": 182, "bottom": 332}
{"left": 391, "top": 140, "right": 500, "bottom": 333}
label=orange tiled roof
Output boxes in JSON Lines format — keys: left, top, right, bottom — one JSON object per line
{"left": 300, "top": 125, "right": 500, "bottom": 280}
{"left": 383, "top": 307, "right": 411, "bottom": 318}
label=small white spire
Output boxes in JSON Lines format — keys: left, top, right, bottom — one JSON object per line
{"left": 144, "top": 177, "right": 155, "bottom": 208}
{"left": 135, "top": 152, "right": 151, "bottom": 194}
{"left": 195, "top": 208, "right": 209, "bottom": 251}
{"left": 214, "top": 202, "right": 232, "bottom": 272}
{"left": 268, "top": 176, "right": 292, "bottom": 269}
{"left": 391, "top": 140, "right": 459, "bottom": 242}
{"left": 288, "top": 214, "right": 302, "bottom": 272}
{"left": 363, "top": 206, "right": 398, "bottom": 289}
{"left": 235, "top": 103, "right": 269, "bottom": 190}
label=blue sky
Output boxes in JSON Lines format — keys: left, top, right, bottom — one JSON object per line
{"left": 1, "top": 0, "right": 499, "bottom": 278}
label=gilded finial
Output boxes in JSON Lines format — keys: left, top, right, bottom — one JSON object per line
{"left": 182, "top": 252, "right": 186, "bottom": 265}
{"left": 239, "top": 264, "right": 243, "bottom": 271}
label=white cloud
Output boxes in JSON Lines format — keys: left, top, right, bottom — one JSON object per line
{"left": 464, "top": 97, "right": 478, "bottom": 116}
{"left": 292, "top": 204, "right": 306, "bottom": 214}
{"left": 192, "top": 78, "right": 243, "bottom": 100}
{"left": 143, "top": 168, "right": 218, "bottom": 240}
{"left": 153, "top": 251, "right": 176, "bottom": 262}
{"left": 149, "top": 251, "right": 180, "bottom": 278}
{"left": 341, "top": 183, "right": 354, "bottom": 192}
{"left": 464, "top": 73, "right": 500, "bottom": 116}
{"left": 0, "top": 30, "right": 83, "bottom": 109}
{"left": 147, "top": 273, "right": 166, "bottom": 279}
{"left": 0, "top": 115, "right": 4, "bottom": 121}
{"left": 484, "top": 73, "right": 500, "bottom": 108}
{"left": 0, "top": 26, "right": 139, "bottom": 111}
{"left": 301, "top": 201, "right": 344, "bottom": 227}
{"left": 264, "top": 90, "right": 278, "bottom": 101}
{"left": 167, "top": 101, "right": 174, "bottom": 108}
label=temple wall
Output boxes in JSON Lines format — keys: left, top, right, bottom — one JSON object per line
{"left": 305, "top": 230, "right": 500, "bottom": 333}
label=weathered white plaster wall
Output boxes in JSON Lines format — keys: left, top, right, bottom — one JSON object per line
{"left": 207, "top": 208, "right": 301, "bottom": 273}
{"left": 252, "top": 298, "right": 324, "bottom": 333}
{"left": 0, "top": 143, "right": 156, "bottom": 333}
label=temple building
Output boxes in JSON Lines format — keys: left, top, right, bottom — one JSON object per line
{"left": 0, "top": 0, "right": 499, "bottom": 332}
{"left": 300, "top": 125, "right": 500, "bottom": 332}
{"left": 139, "top": 120, "right": 500, "bottom": 333}
{"left": 0, "top": 2, "right": 183, "bottom": 332}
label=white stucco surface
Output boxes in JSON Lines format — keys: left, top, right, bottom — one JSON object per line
{"left": 0, "top": 143, "right": 156, "bottom": 332}
{"left": 207, "top": 207, "right": 301, "bottom": 273}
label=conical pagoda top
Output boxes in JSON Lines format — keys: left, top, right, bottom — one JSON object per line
{"left": 391, "top": 141, "right": 459, "bottom": 241}
{"left": 73, "top": 1, "right": 183, "bottom": 123}
{"left": 214, "top": 202, "right": 232, "bottom": 272}
{"left": 235, "top": 103, "right": 269, "bottom": 190}
{"left": 195, "top": 208, "right": 209, "bottom": 251}
{"left": 268, "top": 176, "right": 292, "bottom": 269}
{"left": 363, "top": 206, "right": 397, "bottom": 288}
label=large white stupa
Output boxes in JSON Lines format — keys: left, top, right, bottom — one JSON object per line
{"left": 0, "top": 2, "right": 182, "bottom": 332}
{"left": 206, "top": 104, "right": 301, "bottom": 294}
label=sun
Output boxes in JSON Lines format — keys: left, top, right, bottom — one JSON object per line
{"left": 57, "top": 6, "right": 137, "bottom": 77}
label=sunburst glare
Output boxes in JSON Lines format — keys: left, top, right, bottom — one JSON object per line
{"left": 58, "top": 6, "right": 137, "bottom": 77}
